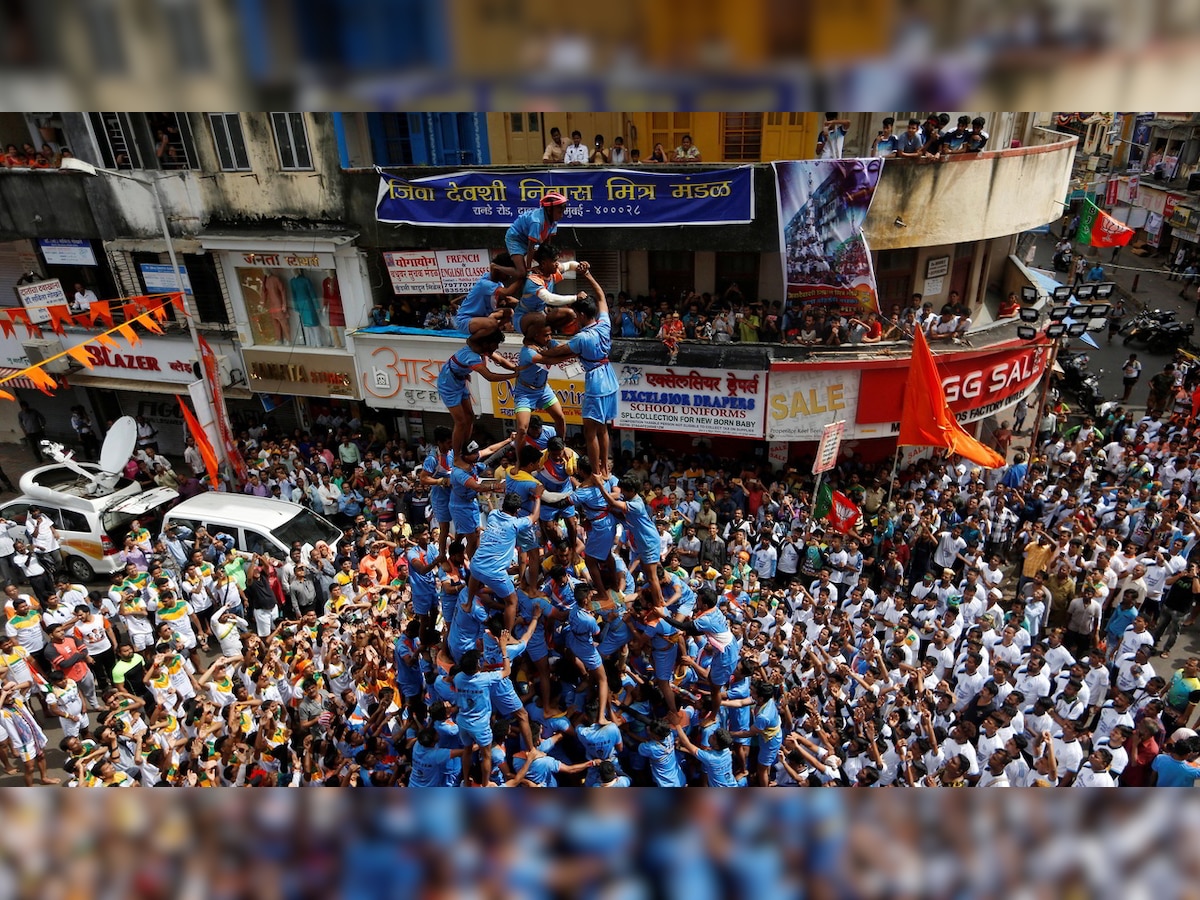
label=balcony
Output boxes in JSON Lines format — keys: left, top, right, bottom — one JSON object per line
{"left": 863, "top": 130, "right": 1078, "bottom": 251}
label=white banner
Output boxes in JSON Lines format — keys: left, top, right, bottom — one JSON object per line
{"left": 435, "top": 249, "right": 490, "bottom": 294}
{"left": 383, "top": 249, "right": 491, "bottom": 295}
{"left": 766, "top": 368, "right": 862, "bottom": 441}
{"left": 614, "top": 364, "right": 767, "bottom": 438}
{"left": 15, "top": 279, "right": 67, "bottom": 324}
{"left": 355, "top": 334, "right": 479, "bottom": 412}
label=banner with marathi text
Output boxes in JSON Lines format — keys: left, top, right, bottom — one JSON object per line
{"left": 375, "top": 167, "right": 754, "bottom": 227}
{"left": 772, "top": 159, "right": 885, "bottom": 318}
{"left": 614, "top": 364, "right": 767, "bottom": 439}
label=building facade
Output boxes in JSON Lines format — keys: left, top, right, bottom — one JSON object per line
{"left": 0, "top": 110, "right": 1075, "bottom": 466}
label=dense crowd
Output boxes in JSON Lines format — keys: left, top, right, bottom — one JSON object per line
{"left": 4, "top": 186, "right": 1198, "bottom": 790}
{"left": 2, "top": 388, "right": 1199, "bottom": 786}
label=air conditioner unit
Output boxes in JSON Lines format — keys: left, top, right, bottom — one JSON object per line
{"left": 22, "top": 338, "right": 70, "bottom": 374}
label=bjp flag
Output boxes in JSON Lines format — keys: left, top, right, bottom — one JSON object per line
{"left": 1089, "top": 205, "right": 1135, "bottom": 248}
{"left": 898, "top": 328, "right": 1006, "bottom": 469}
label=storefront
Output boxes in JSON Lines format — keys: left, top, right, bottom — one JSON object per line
{"left": 238, "top": 346, "right": 361, "bottom": 436}
{"left": 767, "top": 341, "right": 1050, "bottom": 460}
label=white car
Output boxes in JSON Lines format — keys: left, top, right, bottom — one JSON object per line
{"left": 1, "top": 462, "right": 178, "bottom": 581}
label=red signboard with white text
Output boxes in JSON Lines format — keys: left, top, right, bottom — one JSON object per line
{"left": 856, "top": 342, "right": 1050, "bottom": 428}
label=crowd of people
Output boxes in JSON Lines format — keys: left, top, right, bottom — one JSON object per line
{"left": 4, "top": 189, "right": 1199, "bottom": 790}
{"left": 2, "top": 141, "right": 74, "bottom": 169}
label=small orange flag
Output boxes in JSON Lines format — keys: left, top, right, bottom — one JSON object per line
{"left": 898, "top": 328, "right": 1006, "bottom": 469}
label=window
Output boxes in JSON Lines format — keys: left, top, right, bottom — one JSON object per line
{"left": 722, "top": 113, "right": 763, "bottom": 162}
{"left": 89, "top": 112, "right": 143, "bottom": 169}
{"left": 271, "top": 113, "right": 313, "bottom": 170}
{"left": 58, "top": 509, "right": 89, "bottom": 534}
{"left": 715, "top": 252, "right": 760, "bottom": 301}
{"left": 183, "top": 253, "right": 230, "bottom": 325}
{"left": 208, "top": 113, "right": 251, "bottom": 171}
{"left": 146, "top": 113, "right": 198, "bottom": 169}
{"left": 367, "top": 113, "right": 415, "bottom": 166}
{"left": 509, "top": 113, "right": 524, "bottom": 133}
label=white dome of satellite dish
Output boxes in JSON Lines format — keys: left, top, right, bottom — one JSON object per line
{"left": 100, "top": 416, "right": 138, "bottom": 475}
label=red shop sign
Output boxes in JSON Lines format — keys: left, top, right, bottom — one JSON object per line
{"left": 857, "top": 344, "right": 1049, "bottom": 424}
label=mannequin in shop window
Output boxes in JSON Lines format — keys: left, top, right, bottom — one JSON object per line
{"left": 323, "top": 274, "right": 345, "bottom": 348}
{"left": 262, "top": 272, "right": 291, "bottom": 343}
{"left": 290, "top": 273, "right": 325, "bottom": 347}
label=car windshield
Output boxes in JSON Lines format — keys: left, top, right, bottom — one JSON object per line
{"left": 271, "top": 506, "right": 343, "bottom": 549}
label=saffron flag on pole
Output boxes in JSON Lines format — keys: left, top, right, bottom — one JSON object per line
{"left": 898, "top": 327, "right": 1007, "bottom": 468}
{"left": 175, "top": 395, "right": 219, "bottom": 486}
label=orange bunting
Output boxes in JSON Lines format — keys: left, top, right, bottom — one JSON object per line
{"left": 150, "top": 303, "right": 169, "bottom": 322}
{"left": 48, "top": 304, "right": 72, "bottom": 329}
{"left": 137, "top": 312, "right": 164, "bottom": 334}
{"left": 0, "top": 390, "right": 13, "bottom": 402}
{"left": 72, "top": 314, "right": 92, "bottom": 328}
{"left": 0, "top": 317, "right": 13, "bottom": 339}
{"left": 115, "top": 324, "right": 140, "bottom": 346}
{"left": 25, "top": 366, "right": 57, "bottom": 395}
{"left": 121, "top": 303, "right": 138, "bottom": 323}
{"left": 169, "top": 293, "right": 187, "bottom": 315}
{"left": 23, "top": 323, "right": 41, "bottom": 339}
{"left": 8, "top": 307, "right": 30, "bottom": 326}
{"left": 65, "top": 345, "right": 95, "bottom": 369}
{"left": 90, "top": 301, "right": 112, "bottom": 327}
{"left": 94, "top": 332, "right": 119, "bottom": 350}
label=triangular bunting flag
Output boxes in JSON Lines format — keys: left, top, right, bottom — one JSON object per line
{"left": 169, "top": 293, "right": 187, "bottom": 315}
{"left": 116, "top": 323, "right": 140, "bottom": 346}
{"left": 23, "top": 323, "right": 41, "bottom": 339}
{"left": 121, "top": 303, "right": 138, "bottom": 323}
{"left": 137, "top": 312, "right": 164, "bottom": 334}
{"left": 72, "top": 314, "right": 92, "bottom": 327}
{"left": 150, "top": 303, "right": 169, "bottom": 322}
{"left": 0, "top": 390, "right": 14, "bottom": 402}
{"left": 0, "top": 315, "right": 13, "bottom": 339}
{"left": 95, "top": 332, "right": 119, "bottom": 350}
{"left": 25, "top": 366, "right": 57, "bottom": 395}
{"left": 8, "top": 307, "right": 30, "bottom": 326}
{"left": 90, "top": 301, "right": 112, "bottom": 327}
{"left": 48, "top": 304, "right": 72, "bottom": 331}
{"left": 65, "top": 345, "right": 95, "bottom": 368}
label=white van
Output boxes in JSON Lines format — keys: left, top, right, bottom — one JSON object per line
{"left": 162, "top": 493, "right": 343, "bottom": 560}
{"left": 1, "top": 463, "right": 178, "bottom": 581}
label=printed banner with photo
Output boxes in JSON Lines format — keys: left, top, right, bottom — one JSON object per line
{"left": 773, "top": 158, "right": 885, "bottom": 318}
{"left": 376, "top": 167, "right": 754, "bottom": 228}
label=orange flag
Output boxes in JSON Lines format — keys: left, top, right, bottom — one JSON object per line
{"left": 898, "top": 328, "right": 1006, "bottom": 469}
{"left": 176, "top": 395, "right": 219, "bottom": 486}
{"left": 137, "top": 312, "right": 164, "bottom": 334}
{"left": 65, "top": 345, "right": 95, "bottom": 369}
{"left": 90, "top": 301, "right": 113, "bottom": 327}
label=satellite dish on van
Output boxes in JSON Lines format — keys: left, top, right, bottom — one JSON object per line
{"left": 101, "top": 416, "right": 138, "bottom": 475}
{"left": 39, "top": 415, "right": 138, "bottom": 498}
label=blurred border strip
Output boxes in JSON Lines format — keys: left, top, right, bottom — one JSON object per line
{"left": 0, "top": 790, "right": 1196, "bottom": 899}
{"left": 3, "top": 1, "right": 1200, "bottom": 110}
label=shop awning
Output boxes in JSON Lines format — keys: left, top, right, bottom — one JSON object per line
{"left": 67, "top": 373, "right": 256, "bottom": 402}
{"left": 0, "top": 367, "right": 47, "bottom": 391}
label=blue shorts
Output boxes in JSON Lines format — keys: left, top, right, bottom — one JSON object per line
{"left": 569, "top": 636, "right": 603, "bottom": 672}
{"left": 453, "top": 313, "right": 473, "bottom": 334}
{"left": 430, "top": 488, "right": 451, "bottom": 525}
{"left": 525, "top": 636, "right": 549, "bottom": 663}
{"left": 439, "top": 596, "right": 457, "bottom": 627}
{"left": 458, "top": 719, "right": 494, "bottom": 749}
{"left": 707, "top": 645, "right": 738, "bottom": 687}
{"left": 582, "top": 391, "right": 617, "bottom": 424}
{"left": 411, "top": 587, "right": 437, "bottom": 616}
{"left": 450, "top": 502, "right": 481, "bottom": 535}
{"left": 539, "top": 501, "right": 576, "bottom": 523}
{"left": 516, "top": 525, "right": 540, "bottom": 552}
{"left": 474, "top": 567, "right": 516, "bottom": 600}
{"left": 504, "top": 232, "right": 527, "bottom": 259}
{"left": 651, "top": 645, "right": 678, "bottom": 682}
{"left": 633, "top": 535, "right": 661, "bottom": 566}
{"left": 438, "top": 379, "right": 470, "bottom": 409}
{"left": 585, "top": 518, "right": 616, "bottom": 559}
{"left": 490, "top": 679, "right": 524, "bottom": 717}
{"left": 756, "top": 739, "right": 783, "bottom": 768}
{"left": 514, "top": 384, "right": 558, "bottom": 413}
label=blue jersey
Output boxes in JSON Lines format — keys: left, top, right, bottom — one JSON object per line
{"left": 394, "top": 634, "right": 423, "bottom": 693}
{"left": 457, "top": 275, "right": 504, "bottom": 322}
{"left": 507, "top": 208, "right": 557, "bottom": 252}
{"left": 422, "top": 448, "right": 454, "bottom": 491}
{"left": 572, "top": 477, "right": 616, "bottom": 524}
{"left": 449, "top": 463, "right": 484, "bottom": 506}
{"left": 695, "top": 745, "right": 738, "bottom": 787}
{"left": 567, "top": 315, "right": 618, "bottom": 397}
{"left": 623, "top": 494, "right": 659, "bottom": 557}
{"left": 517, "top": 342, "right": 555, "bottom": 393}
{"left": 439, "top": 346, "right": 483, "bottom": 389}
{"left": 452, "top": 670, "right": 504, "bottom": 729}
{"left": 517, "top": 270, "right": 564, "bottom": 323}
{"left": 504, "top": 469, "right": 542, "bottom": 516}
{"left": 472, "top": 511, "right": 536, "bottom": 575}
{"left": 447, "top": 591, "right": 488, "bottom": 659}
{"left": 523, "top": 425, "right": 557, "bottom": 453}
{"left": 409, "top": 743, "right": 453, "bottom": 787}
{"left": 406, "top": 543, "right": 439, "bottom": 604}
{"left": 638, "top": 733, "right": 686, "bottom": 787}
